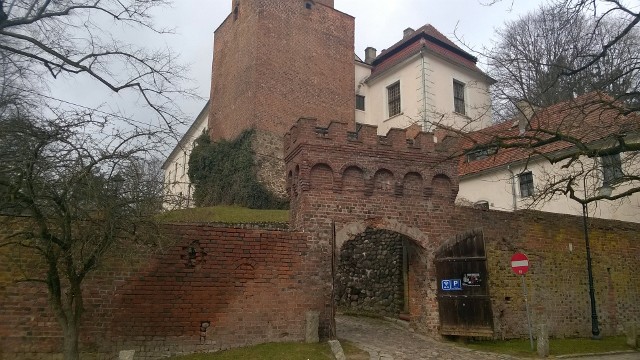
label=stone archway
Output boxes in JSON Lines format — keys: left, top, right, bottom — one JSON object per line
{"left": 334, "top": 220, "right": 430, "bottom": 321}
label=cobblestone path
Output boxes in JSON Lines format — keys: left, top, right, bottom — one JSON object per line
{"left": 336, "top": 315, "right": 518, "bottom": 360}
{"left": 336, "top": 315, "right": 640, "bottom": 360}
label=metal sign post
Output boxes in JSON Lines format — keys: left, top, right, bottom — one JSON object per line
{"left": 520, "top": 275, "right": 534, "bottom": 351}
{"left": 511, "top": 252, "right": 534, "bottom": 351}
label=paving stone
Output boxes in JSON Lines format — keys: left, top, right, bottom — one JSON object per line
{"left": 336, "top": 315, "right": 640, "bottom": 360}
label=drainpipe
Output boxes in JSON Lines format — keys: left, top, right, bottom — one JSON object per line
{"left": 507, "top": 165, "right": 518, "bottom": 211}
{"left": 420, "top": 50, "right": 428, "bottom": 131}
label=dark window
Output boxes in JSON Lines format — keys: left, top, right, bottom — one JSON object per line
{"left": 305, "top": 1, "right": 313, "bottom": 9}
{"left": 233, "top": 5, "right": 239, "bottom": 21}
{"left": 601, "top": 153, "right": 623, "bottom": 185}
{"left": 519, "top": 171, "right": 534, "bottom": 198}
{"left": 466, "top": 146, "right": 498, "bottom": 162}
{"left": 474, "top": 201, "right": 490, "bottom": 210}
{"left": 453, "top": 80, "right": 465, "bottom": 115}
{"left": 356, "top": 95, "right": 365, "bottom": 111}
{"left": 387, "top": 82, "right": 401, "bottom": 117}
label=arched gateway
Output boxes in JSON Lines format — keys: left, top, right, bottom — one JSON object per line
{"left": 284, "top": 118, "right": 488, "bottom": 336}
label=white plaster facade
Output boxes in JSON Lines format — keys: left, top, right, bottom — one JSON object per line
{"left": 161, "top": 101, "right": 209, "bottom": 209}
{"left": 354, "top": 26, "right": 494, "bottom": 135}
{"left": 458, "top": 138, "right": 640, "bottom": 223}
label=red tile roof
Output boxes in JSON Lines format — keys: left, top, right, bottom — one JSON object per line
{"left": 369, "top": 24, "right": 486, "bottom": 79}
{"left": 458, "top": 92, "right": 639, "bottom": 176}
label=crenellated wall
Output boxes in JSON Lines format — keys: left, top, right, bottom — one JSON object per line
{"left": 284, "top": 118, "right": 462, "bottom": 332}
{"left": 282, "top": 118, "right": 640, "bottom": 337}
{"left": 284, "top": 118, "right": 459, "bottom": 232}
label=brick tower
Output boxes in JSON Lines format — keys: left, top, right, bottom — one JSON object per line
{"left": 209, "top": 0, "right": 355, "bottom": 199}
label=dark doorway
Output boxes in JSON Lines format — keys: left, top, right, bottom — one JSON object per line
{"left": 335, "top": 228, "right": 417, "bottom": 318}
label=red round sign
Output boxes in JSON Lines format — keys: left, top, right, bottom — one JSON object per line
{"left": 511, "top": 252, "right": 530, "bottom": 275}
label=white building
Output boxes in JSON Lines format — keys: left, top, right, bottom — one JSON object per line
{"left": 163, "top": 25, "right": 639, "bottom": 223}
{"left": 457, "top": 93, "right": 640, "bottom": 223}
{"left": 161, "top": 101, "right": 209, "bottom": 209}
{"left": 354, "top": 25, "right": 495, "bottom": 135}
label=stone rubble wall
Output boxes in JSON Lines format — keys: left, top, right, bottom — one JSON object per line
{"left": 335, "top": 228, "right": 406, "bottom": 316}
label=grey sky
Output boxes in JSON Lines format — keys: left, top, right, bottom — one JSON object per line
{"left": 157, "top": 0, "right": 547, "bottom": 118}
{"left": 49, "top": 0, "right": 548, "bottom": 137}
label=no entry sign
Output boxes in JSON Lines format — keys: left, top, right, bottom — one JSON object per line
{"left": 511, "top": 252, "right": 530, "bottom": 275}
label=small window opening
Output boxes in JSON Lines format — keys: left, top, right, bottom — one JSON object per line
{"left": 519, "top": 171, "right": 534, "bottom": 198}
{"left": 466, "top": 146, "right": 498, "bottom": 162}
{"left": 601, "top": 153, "right": 623, "bottom": 186}
{"left": 453, "top": 80, "right": 466, "bottom": 115}
{"left": 473, "top": 200, "right": 489, "bottom": 210}
{"left": 305, "top": 1, "right": 313, "bottom": 9}
{"left": 387, "top": 81, "right": 401, "bottom": 117}
{"left": 356, "top": 95, "right": 365, "bottom": 111}
{"left": 233, "top": 5, "right": 239, "bottom": 21}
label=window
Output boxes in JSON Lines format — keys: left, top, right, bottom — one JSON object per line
{"left": 519, "top": 171, "right": 534, "bottom": 198}
{"left": 466, "top": 146, "right": 498, "bottom": 162}
{"left": 453, "top": 80, "right": 465, "bottom": 115}
{"left": 356, "top": 95, "right": 365, "bottom": 111}
{"left": 305, "top": 1, "right": 313, "bottom": 9}
{"left": 473, "top": 201, "right": 490, "bottom": 210}
{"left": 183, "top": 152, "right": 187, "bottom": 172}
{"left": 601, "top": 153, "right": 623, "bottom": 185}
{"left": 387, "top": 82, "right": 401, "bottom": 117}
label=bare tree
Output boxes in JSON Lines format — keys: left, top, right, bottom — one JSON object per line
{"left": 488, "top": 1, "right": 640, "bottom": 120}
{"left": 0, "top": 2, "right": 192, "bottom": 358}
{"left": 0, "top": 105, "right": 168, "bottom": 360}
{"left": 0, "top": 0, "right": 192, "bottom": 127}
{"left": 451, "top": 0, "right": 640, "bottom": 211}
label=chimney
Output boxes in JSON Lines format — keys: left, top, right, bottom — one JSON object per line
{"left": 403, "top": 27, "right": 415, "bottom": 38}
{"left": 515, "top": 100, "right": 538, "bottom": 134}
{"left": 364, "top": 47, "right": 377, "bottom": 64}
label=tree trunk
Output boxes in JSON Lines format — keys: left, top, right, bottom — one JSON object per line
{"left": 63, "top": 323, "right": 80, "bottom": 360}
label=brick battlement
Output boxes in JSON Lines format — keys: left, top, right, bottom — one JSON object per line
{"left": 284, "top": 118, "right": 438, "bottom": 158}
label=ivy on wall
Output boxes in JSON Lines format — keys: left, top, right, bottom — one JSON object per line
{"left": 188, "top": 129, "right": 288, "bottom": 209}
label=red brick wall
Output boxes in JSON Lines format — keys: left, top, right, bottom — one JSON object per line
{"left": 285, "top": 119, "right": 640, "bottom": 338}
{"left": 209, "top": 0, "right": 355, "bottom": 142}
{"left": 0, "top": 222, "right": 324, "bottom": 359}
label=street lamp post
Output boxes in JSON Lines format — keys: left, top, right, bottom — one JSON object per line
{"left": 581, "top": 201, "right": 601, "bottom": 339}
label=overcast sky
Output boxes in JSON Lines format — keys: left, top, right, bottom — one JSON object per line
{"left": 155, "top": 0, "right": 547, "bottom": 119}
{"left": 50, "top": 0, "right": 548, "bottom": 139}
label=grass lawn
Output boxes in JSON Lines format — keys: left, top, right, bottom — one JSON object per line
{"left": 157, "top": 206, "right": 289, "bottom": 224}
{"left": 463, "top": 336, "right": 635, "bottom": 357}
{"left": 167, "top": 340, "right": 368, "bottom": 360}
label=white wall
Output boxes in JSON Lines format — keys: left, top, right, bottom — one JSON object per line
{"left": 162, "top": 103, "right": 209, "bottom": 210}
{"left": 458, "top": 151, "right": 640, "bottom": 223}
{"left": 354, "top": 50, "right": 493, "bottom": 135}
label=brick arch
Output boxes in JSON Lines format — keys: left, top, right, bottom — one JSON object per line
{"left": 308, "top": 163, "right": 334, "bottom": 191}
{"left": 341, "top": 165, "right": 366, "bottom": 192}
{"left": 401, "top": 171, "right": 424, "bottom": 196}
{"left": 372, "top": 168, "right": 395, "bottom": 195}
{"left": 337, "top": 162, "right": 369, "bottom": 178}
{"left": 334, "top": 218, "right": 430, "bottom": 253}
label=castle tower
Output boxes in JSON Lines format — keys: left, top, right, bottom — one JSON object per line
{"left": 208, "top": 0, "right": 355, "bottom": 199}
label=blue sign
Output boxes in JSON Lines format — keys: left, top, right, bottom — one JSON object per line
{"left": 441, "top": 280, "right": 451, "bottom": 290}
{"left": 451, "top": 279, "right": 462, "bottom": 290}
{"left": 441, "top": 279, "right": 462, "bottom": 291}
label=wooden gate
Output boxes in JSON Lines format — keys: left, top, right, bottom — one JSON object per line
{"left": 435, "top": 230, "right": 493, "bottom": 337}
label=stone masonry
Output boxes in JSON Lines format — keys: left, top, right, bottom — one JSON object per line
{"left": 284, "top": 118, "right": 640, "bottom": 338}
{"left": 1, "top": 121, "right": 640, "bottom": 358}
{"left": 335, "top": 228, "right": 407, "bottom": 316}
{"left": 208, "top": 0, "right": 355, "bottom": 198}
